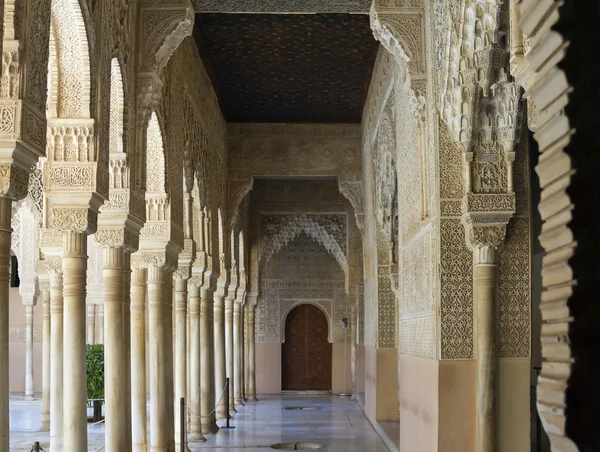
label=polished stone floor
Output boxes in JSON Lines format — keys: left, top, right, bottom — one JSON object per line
{"left": 9, "top": 394, "right": 390, "bottom": 451}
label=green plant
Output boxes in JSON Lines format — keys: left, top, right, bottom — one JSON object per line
{"left": 86, "top": 344, "right": 104, "bottom": 422}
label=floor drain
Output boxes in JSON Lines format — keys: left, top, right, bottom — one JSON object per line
{"left": 284, "top": 406, "right": 321, "bottom": 411}
{"left": 271, "top": 443, "right": 325, "bottom": 450}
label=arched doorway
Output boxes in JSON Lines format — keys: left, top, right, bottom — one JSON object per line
{"left": 282, "top": 304, "right": 332, "bottom": 391}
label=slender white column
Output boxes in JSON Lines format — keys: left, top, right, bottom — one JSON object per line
{"left": 41, "top": 287, "right": 51, "bottom": 430}
{"left": 213, "top": 289, "right": 227, "bottom": 420}
{"left": 474, "top": 248, "right": 499, "bottom": 452}
{"left": 186, "top": 303, "right": 191, "bottom": 426}
{"left": 62, "top": 231, "right": 88, "bottom": 451}
{"left": 174, "top": 277, "right": 187, "bottom": 444}
{"left": 103, "top": 246, "right": 126, "bottom": 451}
{"left": 188, "top": 284, "right": 205, "bottom": 441}
{"left": 233, "top": 301, "right": 244, "bottom": 406}
{"left": 24, "top": 304, "right": 34, "bottom": 400}
{"left": 50, "top": 269, "right": 64, "bottom": 451}
{"left": 243, "top": 308, "right": 248, "bottom": 401}
{"left": 164, "top": 274, "right": 175, "bottom": 450}
{"left": 131, "top": 266, "right": 147, "bottom": 451}
{"left": 123, "top": 253, "right": 132, "bottom": 451}
{"left": 86, "top": 303, "right": 95, "bottom": 344}
{"left": 0, "top": 196, "right": 10, "bottom": 450}
{"left": 200, "top": 283, "right": 218, "bottom": 434}
{"left": 97, "top": 304, "right": 104, "bottom": 344}
{"left": 148, "top": 265, "right": 167, "bottom": 451}
{"left": 246, "top": 304, "right": 257, "bottom": 402}
{"left": 225, "top": 296, "right": 236, "bottom": 413}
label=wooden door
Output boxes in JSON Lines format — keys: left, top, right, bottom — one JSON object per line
{"left": 282, "top": 304, "right": 332, "bottom": 390}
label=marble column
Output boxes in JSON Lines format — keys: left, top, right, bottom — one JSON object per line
{"left": 233, "top": 301, "right": 244, "bottom": 406}
{"left": 97, "top": 304, "right": 104, "bottom": 344}
{"left": 131, "top": 266, "right": 147, "bottom": 451}
{"left": 243, "top": 308, "right": 248, "bottom": 401}
{"left": 174, "top": 277, "right": 187, "bottom": 444}
{"left": 213, "top": 288, "right": 227, "bottom": 419}
{"left": 246, "top": 304, "right": 257, "bottom": 402}
{"left": 62, "top": 231, "right": 88, "bottom": 451}
{"left": 103, "top": 246, "right": 126, "bottom": 451}
{"left": 188, "top": 283, "right": 205, "bottom": 441}
{"left": 24, "top": 304, "right": 34, "bottom": 400}
{"left": 164, "top": 274, "right": 175, "bottom": 450}
{"left": 86, "top": 303, "right": 95, "bottom": 344}
{"left": 225, "top": 295, "right": 236, "bottom": 413}
{"left": 50, "top": 269, "right": 64, "bottom": 451}
{"left": 0, "top": 197, "right": 10, "bottom": 450}
{"left": 350, "top": 302, "right": 357, "bottom": 398}
{"left": 186, "top": 304, "right": 191, "bottom": 427}
{"left": 474, "top": 247, "right": 499, "bottom": 452}
{"left": 148, "top": 265, "right": 167, "bottom": 451}
{"left": 200, "top": 281, "right": 218, "bottom": 434}
{"left": 122, "top": 253, "right": 132, "bottom": 451}
{"left": 41, "top": 286, "right": 51, "bottom": 430}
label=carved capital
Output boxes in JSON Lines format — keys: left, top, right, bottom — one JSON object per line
{"left": 95, "top": 227, "right": 140, "bottom": 253}
{"left": 370, "top": 4, "right": 425, "bottom": 75}
{"left": 0, "top": 163, "right": 29, "bottom": 200}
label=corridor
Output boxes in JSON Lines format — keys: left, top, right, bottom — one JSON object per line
{"left": 9, "top": 395, "right": 390, "bottom": 451}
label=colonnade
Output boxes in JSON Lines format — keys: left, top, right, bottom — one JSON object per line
{"left": 4, "top": 242, "right": 258, "bottom": 451}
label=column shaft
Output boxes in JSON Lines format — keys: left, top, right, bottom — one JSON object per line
{"left": 200, "top": 287, "right": 218, "bottom": 433}
{"left": 86, "top": 303, "right": 95, "bottom": 344}
{"left": 103, "top": 246, "right": 126, "bottom": 451}
{"left": 174, "top": 278, "right": 187, "bottom": 444}
{"left": 148, "top": 266, "right": 167, "bottom": 451}
{"left": 131, "top": 267, "right": 147, "bottom": 451}
{"left": 123, "top": 253, "right": 132, "bottom": 451}
{"left": 164, "top": 274, "right": 175, "bottom": 450}
{"left": 41, "top": 290, "right": 51, "bottom": 429}
{"left": 233, "top": 302, "right": 244, "bottom": 406}
{"left": 50, "top": 270, "right": 63, "bottom": 451}
{"left": 225, "top": 297, "right": 236, "bottom": 412}
{"left": 243, "top": 309, "right": 248, "bottom": 400}
{"left": 0, "top": 196, "right": 10, "bottom": 450}
{"left": 188, "top": 285, "right": 205, "bottom": 441}
{"left": 214, "top": 292, "right": 227, "bottom": 419}
{"left": 62, "top": 231, "right": 88, "bottom": 451}
{"left": 247, "top": 305, "right": 257, "bottom": 402}
{"left": 97, "top": 304, "right": 104, "bottom": 344}
{"left": 24, "top": 305, "right": 34, "bottom": 399}
{"left": 475, "top": 261, "right": 498, "bottom": 452}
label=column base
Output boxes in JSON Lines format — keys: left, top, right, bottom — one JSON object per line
{"left": 247, "top": 395, "right": 258, "bottom": 402}
{"left": 201, "top": 420, "right": 219, "bottom": 435}
{"left": 187, "top": 431, "right": 207, "bottom": 443}
{"left": 132, "top": 443, "right": 147, "bottom": 452}
{"left": 25, "top": 395, "right": 34, "bottom": 401}
{"left": 234, "top": 399, "right": 245, "bottom": 406}
{"left": 40, "top": 421, "right": 50, "bottom": 432}
{"left": 229, "top": 404, "right": 237, "bottom": 413}
{"left": 216, "top": 409, "right": 228, "bottom": 420}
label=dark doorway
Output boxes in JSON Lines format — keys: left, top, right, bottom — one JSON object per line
{"left": 282, "top": 304, "right": 332, "bottom": 390}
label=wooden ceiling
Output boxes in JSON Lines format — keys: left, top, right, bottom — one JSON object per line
{"left": 194, "top": 13, "right": 379, "bottom": 123}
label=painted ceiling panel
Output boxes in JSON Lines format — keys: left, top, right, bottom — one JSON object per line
{"left": 194, "top": 13, "right": 379, "bottom": 123}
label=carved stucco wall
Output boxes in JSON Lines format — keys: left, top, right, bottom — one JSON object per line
{"left": 361, "top": 45, "right": 439, "bottom": 354}
{"left": 249, "top": 179, "right": 360, "bottom": 346}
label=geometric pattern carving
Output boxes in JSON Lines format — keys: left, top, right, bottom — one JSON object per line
{"left": 260, "top": 214, "right": 348, "bottom": 274}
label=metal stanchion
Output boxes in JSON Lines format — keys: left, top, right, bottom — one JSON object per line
{"left": 180, "top": 398, "right": 186, "bottom": 452}
{"left": 220, "top": 378, "right": 235, "bottom": 429}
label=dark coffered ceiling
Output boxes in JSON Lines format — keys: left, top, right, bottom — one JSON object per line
{"left": 194, "top": 13, "right": 379, "bottom": 123}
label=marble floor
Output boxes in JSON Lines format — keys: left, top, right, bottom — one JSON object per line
{"left": 9, "top": 394, "right": 391, "bottom": 451}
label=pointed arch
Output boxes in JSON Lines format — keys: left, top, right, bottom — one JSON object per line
{"left": 108, "top": 58, "right": 127, "bottom": 190}
{"left": 260, "top": 215, "right": 348, "bottom": 276}
{"left": 50, "top": 0, "right": 92, "bottom": 118}
{"left": 146, "top": 112, "right": 166, "bottom": 194}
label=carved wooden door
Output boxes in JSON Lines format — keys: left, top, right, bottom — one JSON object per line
{"left": 282, "top": 304, "right": 332, "bottom": 390}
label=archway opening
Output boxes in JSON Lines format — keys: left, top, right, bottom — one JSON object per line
{"left": 282, "top": 304, "right": 332, "bottom": 391}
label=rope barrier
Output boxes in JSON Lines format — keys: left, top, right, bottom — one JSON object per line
{"left": 184, "top": 380, "right": 228, "bottom": 419}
